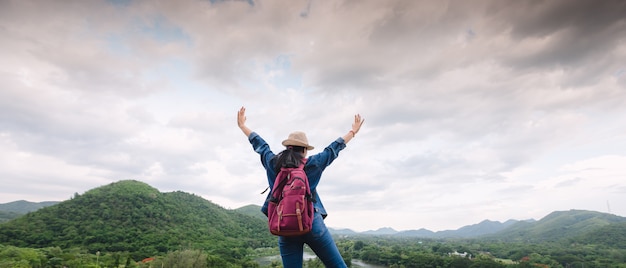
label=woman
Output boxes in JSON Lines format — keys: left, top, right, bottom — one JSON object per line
{"left": 237, "top": 107, "right": 364, "bottom": 268}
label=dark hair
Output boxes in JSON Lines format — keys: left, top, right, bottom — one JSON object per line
{"left": 273, "top": 146, "right": 305, "bottom": 172}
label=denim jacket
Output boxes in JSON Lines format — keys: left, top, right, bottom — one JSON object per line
{"left": 248, "top": 132, "right": 346, "bottom": 218}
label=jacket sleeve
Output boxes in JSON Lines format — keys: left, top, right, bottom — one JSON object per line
{"left": 248, "top": 132, "right": 277, "bottom": 185}
{"left": 248, "top": 132, "right": 277, "bottom": 216}
{"left": 306, "top": 137, "right": 347, "bottom": 189}
{"left": 248, "top": 132, "right": 273, "bottom": 166}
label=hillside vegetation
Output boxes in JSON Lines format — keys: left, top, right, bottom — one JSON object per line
{"left": 234, "top": 204, "right": 267, "bottom": 221}
{"left": 572, "top": 221, "right": 626, "bottom": 248}
{"left": 2, "top": 180, "right": 626, "bottom": 267}
{"left": 0, "top": 211, "right": 22, "bottom": 223}
{"left": 0, "top": 180, "right": 274, "bottom": 260}
{"left": 0, "top": 200, "right": 59, "bottom": 223}
{"left": 342, "top": 211, "right": 626, "bottom": 267}
{"left": 0, "top": 200, "right": 59, "bottom": 214}
{"left": 488, "top": 209, "right": 626, "bottom": 243}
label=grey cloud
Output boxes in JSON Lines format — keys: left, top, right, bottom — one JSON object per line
{"left": 311, "top": 0, "right": 626, "bottom": 91}
{"left": 488, "top": 0, "right": 626, "bottom": 83}
{"left": 0, "top": 86, "right": 152, "bottom": 175}
{"left": 124, "top": 0, "right": 626, "bottom": 95}
{"left": 2, "top": 0, "right": 626, "bottom": 230}
{"left": 494, "top": 0, "right": 626, "bottom": 41}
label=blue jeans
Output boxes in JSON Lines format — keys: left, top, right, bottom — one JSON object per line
{"left": 278, "top": 212, "right": 347, "bottom": 268}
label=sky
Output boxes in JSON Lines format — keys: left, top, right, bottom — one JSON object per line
{"left": 1, "top": 0, "right": 626, "bottom": 232}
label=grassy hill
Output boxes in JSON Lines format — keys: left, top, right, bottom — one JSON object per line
{"left": 0, "top": 180, "right": 274, "bottom": 260}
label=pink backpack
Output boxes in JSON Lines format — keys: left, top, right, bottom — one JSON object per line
{"left": 267, "top": 160, "right": 314, "bottom": 236}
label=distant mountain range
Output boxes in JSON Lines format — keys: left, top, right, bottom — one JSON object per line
{"left": 327, "top": 210, "right": 626, "bottom": 246}
{"left": 231, "top": 204, "right": 531, "bottom": 238}
{"left": 0, "top": 200, "right": 60, "bottom": 213}
{"left": 226, "top": 204, "right": 626, "bottom": 243}
{"left": 0, "top": 200, "right": 60, "bottom": 222}
{"left": 328, "top": 219, "right": 531, "bottom": 238}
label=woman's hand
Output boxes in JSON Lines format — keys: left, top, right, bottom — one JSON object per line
{"left": 343, "top": 114, "right": 364, "bottom": 144}
{"left": 351, "top": 114, "right": 365, "bottom": 135}
{"left": 237, "top": 107, "right": 252, "bottom": 137}
{"left": 237, "top": 106, "right": 247, "bottom": 128}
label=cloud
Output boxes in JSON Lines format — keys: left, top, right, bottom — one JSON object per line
{"left": 1, "top": 0, "right": 625, "bottom": 231}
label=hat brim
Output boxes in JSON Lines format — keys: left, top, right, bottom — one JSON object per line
{"left": 282, "top": 140, "right": 314, "bottom": 150}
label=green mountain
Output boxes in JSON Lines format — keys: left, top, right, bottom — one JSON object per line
{"left": 0, "top": 211, "right": 22, "bottom": 223}
{"left": 0, "top": 200, "right": 59, "bottom": 214}
{"left": 0, "top": 200, "right": 60, "bottom": 223}
{"left": 570, "top": 221, "right": 626, "bottom": 248}
{"left": 0, "top": 180, "right": 274, "bottom": 260}
{"left": 234, "top": 204, "right": 266, "bottom": 221}
{"left": 487, "top": 209, "right": 626, "bottom": 243}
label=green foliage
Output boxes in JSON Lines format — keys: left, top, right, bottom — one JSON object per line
{"left": 571, "top": 221, "right": 626, "bottom": 248}
{"left": 0, "top": 211, "right": 22, "bottom": 223}
{"left": 0, "top": 180, "right": 274, "bottom": 261}
{"left": 0, "top": 200, "right": 59, "bottom": 223}
{"left": 304, "top": 258, "right": 324, "bottom": 268}
{"left": 336, "top": 239, "right": 353, "bottom": 266}
{"left": 235, "top": 204, "right": 267, "bottom": 221}
{"left": 490, "top": 210, "right": 626, "bottom": 243}
{"left": 469, "top": 255, "right": 505, "bottom": 268}
{"left": 0, "top": 245, "right": 46, "bottom": 268}
{"left": 0, "top": 200, "right": 59, "bottom": 214}
{"left": 149, "top": 249, "right": 208, "bottom": 268}
{"left": 335, "top": 235, "right": 626, "bottom": 268}
{"left": 0, "top": 244, "right": 271, "bottom": 268}
{"left": 3, "top": 233, "right": 626, "bottom": 267}
{"left": 2, "top": 181, "right": 626, "bottom": 267}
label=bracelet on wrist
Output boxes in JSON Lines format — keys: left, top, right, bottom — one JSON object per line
{"left": 349, "top": 130, "right": 356, "bottom": 137}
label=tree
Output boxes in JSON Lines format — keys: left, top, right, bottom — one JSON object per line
{"left": 160, "top": 249, "right": 207, "bottom": 268}
{"left": 469, "top": 255, "right": 505, "bottom": 268}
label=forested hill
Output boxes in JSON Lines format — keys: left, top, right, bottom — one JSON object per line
{"left": 487, "top": 209, "right": 626, "bottom": 244}
{"left": 0, "top": 180, "right": 274, "bottom": 259}
{"left": 234, "top": 204, "right": 267, "bottom": 221}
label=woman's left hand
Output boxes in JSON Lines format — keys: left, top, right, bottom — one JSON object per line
{"left": 237, "top": 107, "right": 247, "bottom": 128}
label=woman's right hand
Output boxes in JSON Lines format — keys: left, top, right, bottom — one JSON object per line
{"left": 237, "top": 107, "right": 252, "bottom": 137}
{"left": 342, "top": 114, "right": 364, "bottom": 144}
{"left": 351, "top": 114, "right": 365, "bottom": 135}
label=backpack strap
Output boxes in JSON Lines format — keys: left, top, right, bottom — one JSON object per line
{"left": 260, "top": 186, "right": 269, "bottom": 194}
{"left": 268, "top": 170, "right": 290, "bottom": 203}
{"left": 309, "top": 189, "right": 318, "bottom": 203}
{"left": 268, "top": 159, "right": 308, "bottom": 203}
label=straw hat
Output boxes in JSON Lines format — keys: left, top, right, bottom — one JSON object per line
{"left": 282, "top": 131, "right": 314, "bottom": 150}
